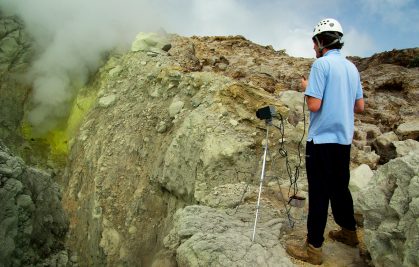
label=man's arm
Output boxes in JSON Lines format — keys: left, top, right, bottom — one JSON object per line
{"left": 306, "top": 96, "right": 322, "bottom": 112}
{"left": 301, "top": 77, "right": 322, "bottom": 112}
{"left": 354, "top": 98, "right": 364, "bottom": 113}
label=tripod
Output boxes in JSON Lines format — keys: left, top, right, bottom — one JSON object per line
{"left": 247, "top": 104, "right": 307, "bottom": 242}
{"left": 250, "top": 117, "right": 305, "bottom": 242}
{"left": 251, "top": 118, "right": 271, "bottom": 242}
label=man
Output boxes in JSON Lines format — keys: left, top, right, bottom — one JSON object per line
{"left": 286, "top": 18, "right": 365, "bottom": 265}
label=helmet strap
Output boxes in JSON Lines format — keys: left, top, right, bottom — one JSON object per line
{"left": 314, "top": 36, "right": 324, "bottom": 56}
{"left": 314, "top": 32, "right": 342, "bottom": 57}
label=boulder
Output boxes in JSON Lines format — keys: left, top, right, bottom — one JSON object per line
{"left": 277, "top": 90, "right": 304, "bottom": 110}
{"left": 372, "top": 131, "right": 399, "bottom": 163}
{"left": 351, "top": 146, "right": 380, "bottom": 170}
{"left": 168, "top": 99, "right": 184, "bottom": 118}
{"left": 396, "top": 118, "right": 419, "bottom": 140}
{"left": 350, "top": 164, "right": 374, "bottom": 217}
{"left": 131, "top": 32, "right": 171, "bottom": 54}
{"left": 353, "top": 122, "right": 382, "bottom": 149}
{"left": 163, "top": 205, "right": 293, "bottom": 267}
{"left": 277, "top": 90, "right": 305, "bottom": 126}
{"left": 350, "top": 164, "right": 374, "bottom": 192}
{"left": 358, "top": 152, "right": 419, "bottom": 267}
{"left": 393, "top": 139, "right": 419, "bottom": 157}
{"left": 98, "top": 94, "right": 117, "bottom": 108}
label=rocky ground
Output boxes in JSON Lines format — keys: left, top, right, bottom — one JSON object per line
{"left": 1, "top": 15, "right": 419, "bottom": 267}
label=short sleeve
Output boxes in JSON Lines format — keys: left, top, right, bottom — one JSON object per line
{"left": 305, "top": 60, "right": 326, "bottom": 100}
{"left": 355, "top": 74, "right": 363, "bottom": 100}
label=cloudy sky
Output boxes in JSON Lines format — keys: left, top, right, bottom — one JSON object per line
{"left": 162, "top": 0, "right": 419, "bottom": 58}
{"left": 1, "top": 0, "right": 418, "bottom": 132}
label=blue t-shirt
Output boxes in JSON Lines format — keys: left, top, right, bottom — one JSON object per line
{"left": 305, "top": 49, "right": 363, "bottom": 145}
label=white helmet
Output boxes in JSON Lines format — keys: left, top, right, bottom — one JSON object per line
{"left": 312, "top": 18, "right": 343, "bottom": 37}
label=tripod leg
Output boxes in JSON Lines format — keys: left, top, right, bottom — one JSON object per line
{"left": 252, "top": 123, "right": 269, "bottom": 242}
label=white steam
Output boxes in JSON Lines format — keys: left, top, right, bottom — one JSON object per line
{"left": 1, "top": 0, "right": 162, "bottom": 134}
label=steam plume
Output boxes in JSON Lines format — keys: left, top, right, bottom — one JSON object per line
{"left": 0, "top": 0, "right": 162, "bottom": 134}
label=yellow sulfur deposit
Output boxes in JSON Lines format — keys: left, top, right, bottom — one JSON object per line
{"left": 21, "top": 86, "right": 98, "bottom": 162}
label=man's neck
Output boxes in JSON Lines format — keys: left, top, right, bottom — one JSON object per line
{"left": 322, "top": 48, "right": 331, "bottom": 54}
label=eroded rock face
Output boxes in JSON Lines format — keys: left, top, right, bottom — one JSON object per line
{"left": 170, "top": 35, "right": 313, "bottom": 93}
{"left": 0, "top": 16, "right": 31, "bottom": 73}
{"left": 0, "top": 15, "right": 32, "bottom": 150}
{"left": 62, "top": 40, "right": 300, "bottom": 266}
{"left": 358, "top": 152, "right": 419, "bottom": 267}
{"left": 357, "top": 63, "right": 419, "bottom": 134}
{"left": 0, "top": 140, "right": 69, "bottom": 267}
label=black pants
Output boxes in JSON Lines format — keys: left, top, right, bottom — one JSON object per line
{"left": 305, "top": 141, "right": 356, "bottom": 248}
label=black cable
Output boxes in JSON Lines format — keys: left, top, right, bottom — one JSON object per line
{"left": 270, "top": 95, "right": 307, "bottom": 226}
{"left": 227, "top": 95, "right": 307, "bottom": 228}
{"left": 273, "top": 103, "right": 306, "bottom": 201}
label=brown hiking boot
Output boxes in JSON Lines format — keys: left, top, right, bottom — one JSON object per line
{"left": 328, "top": 228, "right": 359, "bottom": 247}
{"left": 285, "top": 240, "right": 323, "bottom": 265}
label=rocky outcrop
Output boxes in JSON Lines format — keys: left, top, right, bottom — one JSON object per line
{"left": 0, "top": 15, "right": 32, "bottom": 151}
{"left": 170, "top": 35, "right": 313, "bottom": 93}
{"left": 357, "top": 63, "right": 419, "bottom": 133}
{"left": 62, "top": 36, "right": 303, "bottom": 266}
{"left": 358, "top": 151, "right": 419, "bottom": 267}
{"left": 0, "top": 140, "right": 69, "bottom": 267}
{"left": 350, "top": 48, "right": 419, "bottom": 71}
{"left": 0, "top": 15, "right": 31, "bottom": 72}
{"left": 163, "top": 205, "right": 293, "bottom": 267}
